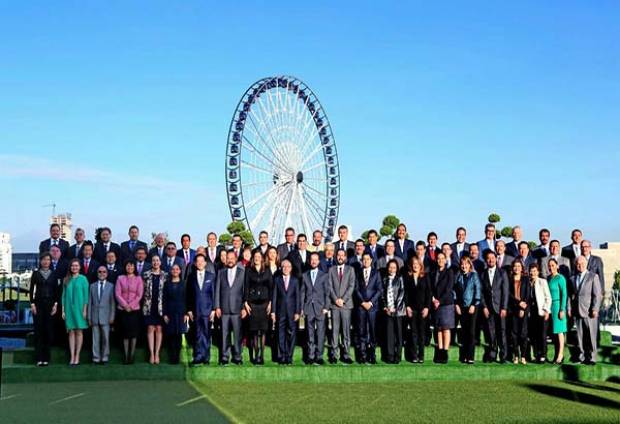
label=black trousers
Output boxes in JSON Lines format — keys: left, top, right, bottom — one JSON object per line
{"left": 460, "top": 311, "right": 477, "bottom": 361}
{"left": 484, "top": 312, "right": 507, "bottom": 361}
{"left": 384, "top": 315, "right": 402, "bottom": 362}
{"left": 509, "top": 313, "right": 528, "bottom": 359}
{"left": 168, "top": 333, "right": 183, "bottom": 364}
{"left": 529, "top": 314, "right": 548, "bottom": 360}
{"left": 277, "top": 315, "right": 297, "bottom": 362}
{"left": 33, "top": 301, "right": 55, "bottom": 363}
{"left": 357, "top": 308, "right": 377, "bottom": 360}
{"left": 407, "top": 311, "right": 426, "bottom": 360}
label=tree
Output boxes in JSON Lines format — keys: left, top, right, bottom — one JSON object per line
{"left": 227, "top": 221, "right": 246, "bottom": 235}
{"left": 527, "top": 241, "right": 538, "bottom": 250}
{"left": 218, "top": 233, "right": 232, "bottom": 246}
{"left": 500, "top": 226, "right": 513, "bottom": 238}
{"left": 220, "top": 221, "right": 255, "bottom": 248}
{"left": 382, "top": 215, "right": 400, "bottom": 229}
{"left": 488, "top": 213, "right": 501, "bottom": 224}
{"left": 360, "top": 230, "right": 369, "bottom": 244}
{"left": 379, "top": 225, "right": 393, "bottom": 238}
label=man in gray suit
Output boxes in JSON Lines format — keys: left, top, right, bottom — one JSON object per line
{"left": 89, "top": 266, "right": 116, "bottom": 364}
{"left": 581, "top": 240, "right": 605, "bottom": 292}
{"left": 375, "top": 240, "right": 404, "bottom": 275}
{"left": 277, "top": 227, "right": 297, "bottom": 261}
{"left": 215, "top": 250, "right": 246, "bottom": 365}
{"left": 301, "top": 252, "right": 330, "bottom": 365}
{"left": 541, "top": 240, "right": 571, "bottom": 281}
{"left": 569, "top": 256, "right": 602, "bottom": 365}
{"left": 328, "top": 249, "right": 355, "bottom": 364}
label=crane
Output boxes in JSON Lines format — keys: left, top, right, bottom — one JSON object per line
{"left": 42, "top": 202, "right": 57, "bottom": 217}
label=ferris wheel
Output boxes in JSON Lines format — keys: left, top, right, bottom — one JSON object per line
{"left": 225, "top": 76, "right": 340, "bottom": 245}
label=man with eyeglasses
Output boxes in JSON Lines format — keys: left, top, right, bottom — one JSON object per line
{"left": 69, "top": 227, "right": 87, "bottom": 260}
{"left": 88, "top": 266, "right": 116, "bottom": 365}
{"left": 277, "top": 227, "right": 297, "bottom": 261}
{"left": 162, "top": 242, "right": 184, "bottom": 274}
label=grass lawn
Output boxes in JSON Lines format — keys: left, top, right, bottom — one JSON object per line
{"left": 194, "top": 380, "right": 620, "bottom": 423}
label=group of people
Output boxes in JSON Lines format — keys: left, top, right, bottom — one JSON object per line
{"left": 30, "top": 222, "right": 604, "bottom": 367}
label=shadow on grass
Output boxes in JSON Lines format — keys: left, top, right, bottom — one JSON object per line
{"left": 526, "top": 364, "right": 620, "bottom": 410}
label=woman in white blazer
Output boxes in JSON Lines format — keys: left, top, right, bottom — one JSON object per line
{"left": 528, "top": 263, "right": 551, "bottom": 363}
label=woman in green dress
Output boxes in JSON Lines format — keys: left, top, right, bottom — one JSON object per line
{"left": 62, "top": 259, "right": 89, "bottom": 367}
{"left": 547, "top": 258, "right": 567, "bottom": 364}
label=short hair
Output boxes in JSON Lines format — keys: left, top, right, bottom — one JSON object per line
{"left": 128, "top": 225, "right": 139, "bottom": 232}
{"left": 135, "top": 246, "right": 147, "bottom": 254}
{"left": 528, "top": 262, "right": 539, "bottom": 272}
{"left": 485, "top": 223, "right": 496, "bottom": 231}
{"left": 550, "top": 239, "right": 560, "bottom": 246}
{"left": 232, "top": 234, "right": 242, "bottom": 240}
{"left": 285, "top": 227, "right": 295, "bottom": 234}
{"left": 571, "top": 228, "right": 582, "bottom": 236}
{"left": 539, "top": 228, "right": 550, "bottom": 237}
{"left": 518, "top": 241, "right": 529, "bottom": 248}
{"left": 338, "top": 225, "right": 348, "bottom": 232}
{"left": 309, "top": 251, "right": 321, "bottom": 260}
{"left": 441, "top": 242, "right": 451, "bottom": 249}
{"left": 496, "top": 239, "right": 506, "bottom": 247}
{"left": 362, "top": 252, "right": 372, "bottom": 260}
{"left": 259, "top": 230, "right": 268, "bottom": 237}
{"left": 297, "top": 233, "right": 307, "bottom": 241}
{"left": 397, "top": 223, "right": 407, "bottom": 231}
{"left": 101, "top": 226, "right": 112, "bottom": 234}
{"left": 281, "top": 258, "right": 292, "bottom": 266}
{"left": 207, "top": 232, "right": 217, "bottom": 238}
{"left": 312, "top": 229, "right": 322, "bottom": 236}
{"left": 195, "top": 253, "right": 206, "bottom": 261}
{"left": 485, "top": 250, "right": 497, "bottom": 259}
{"left": 75, "top": 227, "right": 85, "bottom": 235}
{"left": 355, "top": 238, "right": 365, "bottom": 245}
{"left": 427, "top": 232, "right": 438, "bottom": 240}
{"left": 385, "top": 239, "right": 395, "bottom": 247}
{"left": 367, "top": 229, "right": 378, "bottom": 237}
{"left": 50, "top": 223, "right": 60, "bottom": 231}
{"left": 165, "top": 241, "right": 176, "bottom": 248}
{"left": 415, "top": 240, "right": 426, "bottom": 248}
{"left": 456, "top": 226, "right": 467, "bottom": 235}
{"left": 82, "top": 241, "right": 94, "bottom": 249}
{"left": 181, "top": 233, "right": 191, "bottom": 241}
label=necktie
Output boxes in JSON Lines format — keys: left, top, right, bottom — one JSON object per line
{"left": 52, "top": 261, "right": 57, "bottom": 270}
{"left": 75, "top": 245, "right": 79, "bottom": 256}
{"left": 284, "top": 276, "right": 289, "bottom": 291}
{"left": 168, "top": 258, "right": 173, "bottom": 268}
{"left": 288, "top": 244, "right": 292, "bottom": 253}
{"left": 52, "top": 240, "right": 58, "bottom": 246}
{"left": 138, "top": 263, "right": 143, "bottom": 274}
{"left": 130, "top": 241, "right": 135, "bottom": 251}
{"left": 429, "top": 249, "right": 435, "bottom": 261}
{"left": 108, "top": 265, "right": 113, "bottom": 271}
{"left": 338, "top": 267, "right": 343, "bottom": 282}
{"left": 311, "top": 270, "right": 316, "bottom": 285}
{"left": 198, "top": 272, "right": 204, "bottom": 290}
{"left": 84, "top": 259, "right": 89, "bottom": 274}
{"left": 99, "top": 282, "right": 104, "bottom": 301}
{"left": 185, "top": 250, "right": 189, "bottom": 264}
{"left": 364, "top": 269, "right": 369, "bottom": 285}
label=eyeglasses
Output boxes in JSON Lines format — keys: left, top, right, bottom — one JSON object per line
{"left": 97, "top": 271, "right": 107, "bottom": 273}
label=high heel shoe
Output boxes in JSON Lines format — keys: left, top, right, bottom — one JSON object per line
{"left": 554, "top": 357, "right": 564, "bottom": 365}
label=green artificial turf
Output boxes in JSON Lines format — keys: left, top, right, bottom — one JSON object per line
{"left": 194, "top": 380, "right": 620, "bottom": 423}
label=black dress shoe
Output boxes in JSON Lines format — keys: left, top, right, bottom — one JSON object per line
{"left": 232, "top": 359, "right": 243, "bottom": 366}
{"left": 341, "top": 357, "right": 353, "bottom": 364}
{"left": 219, "top": 360, "right": 229, "bottom": 366}
{"left": 315, "top": 358, "right": 325, "bottom": 365}
{"left": 328, "top": 357, "right": 337, "bottom": 364}
{"left": 369, "top": 357, "right": 377, "bottom": 365}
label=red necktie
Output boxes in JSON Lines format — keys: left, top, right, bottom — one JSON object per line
{"left": 84, "top": 259, "right": 89, "bottom": 274}
{"left": 430, "top": 249, "right": 435, "bottom": 261}
{"left": 338, "top": 267, "right": 343, "bottom": 282}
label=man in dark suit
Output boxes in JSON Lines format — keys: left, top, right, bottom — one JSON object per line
{"left": 469, "top": 244, "right": 486, "bottom": 276}
{"left": 450, "top": 226, "right": 470, "bottom": 266}
{"left": 205, "top": 232, "right": 223, "bottom": 271}
{"left": 79, "top": 242, "right": 99, "bottom": 284}
{"left": 328, "top": 249, "right": 356, "bottom": 364}
{"left": 347, "top": 239, "right": 366, "bottom": 273}
{"left": 103, "top": 251, "right": 122, "bottom": 284}
{"left": 271, "top": 259, "right": 301, "bottom": 365}
{"left": 277, "top": 227, "right": 297, "bottom": 261}
{"left": 68, "top": 227, "right": 87, "bottom": 260}
{"left": 335, "top": 225, "right": 355, "bottom": 258}
{"left": 252, "top": 231, "right": 272, "bottom": 256}
{"left": 120, "top": 225, "right": 148, "bottom": 264}
{"left": 214, "top": 251, "right": 246, "bottom": 365}
{"left": 134, "top": 247, "right": 152, "bottom": 276}
{"left": 288, "top": 234, "right": 311, "bottom": 280}
{"left": 505, "top": 225, "right": 524, "bottom": 258}
{"left": 300, "top": 252, "right": 330, "bottom": 365}
{"left": 532, "top": 228, "right": 551, "bottom": 261}
{"left": 49, "top": 245, "right": 68, "bottom": 281}
{"left": 319, "top": 243, "right": 336, "bottom": 272}
{"left": 354, "top": 253, "right": 382, "bottom": 364}
{"left": 94, "top": 227, "right": 121, "bottom": 265}
{"left": 561, "top": 228, "right": 583, "bottom": 266}
{"left": 541, "top": 240, "right": 572, "bottom": 282}
{"left": 39, "top": 223, "right": 69, "bottom": 258}
{"left": 375, "top": 240, "right": 404, "bottom": 275}
{"left": 230, "top": 234, "right": 244, "bottom": 262}
{"left": 162, "top": 242, "right": 184, "bottom": 274}
{"left": 148, "top": 233, "right": 166, "bottom": 262}
{"left": 424, "top": 232, "right": 441, "bottom": 267}
{"left": 186, "top": 254, "right": 216, "bottom": 365}
{"left": 177, "top": 233, "right": 196, "bottom": 280}
{"left": 394, "top": 223, "right": 415, "bottom": 262}
{"left": 441, "top": 243, "right": 459, "bottom": 273}
{"left": 479, "top": 251, "right": 509, "bottom": 363}
{"left": 364, "top": 229, "right": 385, "bottom": 263}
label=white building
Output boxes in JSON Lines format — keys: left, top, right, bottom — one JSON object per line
{"left": 0, "top": 232, "right": 12, "bottom": 274}
{"left": 50, "top": 213, "right": 73, "bottom": 242}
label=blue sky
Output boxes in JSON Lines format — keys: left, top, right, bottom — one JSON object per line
{"left": 1, "top": 1, "right": 619, "bottom": 251}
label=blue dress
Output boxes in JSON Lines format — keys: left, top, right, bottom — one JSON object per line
{"left": 163, "top": 280, "right": 187, "bottom": 335}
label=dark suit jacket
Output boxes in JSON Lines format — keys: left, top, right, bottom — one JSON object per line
{"left": 404, "top": 274, "right": 432, "bottom": 311}
{"left": 39, "top": 238, "right": 70, "bottom": 258}
{"left": 288, "top": 250, "right": 311, "bottom": 280}
{"left": 252, "top": 244, "right": 273, "bottom": 257}
{"left": 508, "top": 276, "right": 531, "bottom": 314}
{"left": 319, "top": 257, "right": 336, "bottom": 273}
{"left": 301, "top": 269, "right": 330, "bottom": 318}
{"left": 93, "top": 241, "right": 121, "bottom": 265}
{"left": 394, "top": 239, "right": 415, "bottom": 261}
{"left": 148, "top": 246, "right": 166, "bottom": 262}
{"left": 50, "top": 259, "right": 68, "bottom": 282}
{"left": 186, "top": 270, "right": 216, "bottom": 317}
{"left": 424, "top": 246, "right": 441, "bottom": 264}
{"left": 334, "top": 240, "right": 355, "bottom": 258}
{"left": 103, "top": 264, "right": 122, "bottom": 284}
{"left": 431, "top": 268, "right": 455, "bottom": 305}
{"left": 353, "top": 268, "right": 382, "bottom": 311}
{"left": 505, "top": 241, "right": 523, "bottom": 259}
{"left": 120, "top": 240, "right": 148, "bottom": 263}
{"left": 450, "top": 242, "right": 470, "bottom": 266}
{"left": 68, "top": 243, "right": 85, "bottom": 260}
{"left": 214, "top": 266, "right": 245, "bottom": 315}
{"left": 561, "top": 244, "right": 579, "bottom": 264}
{"left": 587, "top": 255, "right": 605, "bottom": 288}
{"left": 177, "top": 248, "right": 197, "bottom": 266}
{"left": 80, "top": 258, "right": 100, "bottom": 283}
{"left": 272, "top": 274, "right": 301, "bottom": 318}
{"left": 162, "top": 256, "right": 185, "bottom": 274}
{"left": 480, "top": 267, "right": 509, "bottom": 313}
{"left": 364, "top": 244, "right": 385, "bottom": 262}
